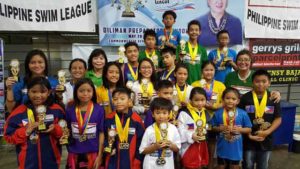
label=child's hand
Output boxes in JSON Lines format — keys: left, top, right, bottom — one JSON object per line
{"left": 41, "top": 124, "right": 55, "bottom": 133}
{"left": 270, "top": 91, "right": 281, "bottom": 103}
{"left": 26, "top": 122, "right": 39, "bottom": 136}
{"left": 93, "top": 155, "right": 102, "bottom": 169}
{"left": 205, "top": 102, "right": 214, "bottom": 110}
{"left": 157, "top": 140, "right": 170, "bottom": 148}
{"left": 249, "top": 134, "right": 265, "bottom": 142}
{"left": 232, "top": 126, "right": 241, "bottom": 134}
{"left": 5, "top": 77, "right": 17, "bottom": 90}
{"left": 256, "top": 130, "right": 270, "bottom": 138}
{"left": 192, "top": 133, "right": 201, "bottom": 143}
{"left": 218, "top": 125, "right": 226, "bottom": 132}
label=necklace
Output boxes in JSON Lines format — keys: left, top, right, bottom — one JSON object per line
{"left": 238, "top": 71, "right": 251, "bottom": 83}
{"left": 208, "top": 12, "right": 228, "bottom": 34}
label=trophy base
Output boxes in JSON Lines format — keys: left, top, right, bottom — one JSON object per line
{"left": 56, "top": 85, "right": 65, "bottom": 92}
{"left": 38, "top": 124, "right": 46, "bottom": 131}
{"left": 104, "top": 147, "right": 112, "bottom": 153}
{"left": 122, "top": 11, "right": 135, "bottom": 17}
{"left": 180, "top": 51, "right": 186, "bottom": 55}
{"left": 60, "top": 139, "right": 69, "bottom": 145}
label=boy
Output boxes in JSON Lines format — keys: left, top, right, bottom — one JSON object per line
{"left": 139, "top": 97, "right": 181, "bottom": 169}
{"left": 139, "top": 29, "right": 163, "bottom": 71}
{"left": 159, "top": 47, "right": 176, "bottom": 83}
{"left": 104, "top": 87, "right": 145, "bottom": 169}
{"left": 239, "top": 69, "right": 282, "bottom": 169}
{"left": 156, "top": 10, "right": 181, "bottom": 49}
{"left": 208, "top": 30, "right": 238, "bottom": 83}
{"left": 123, "top": 42, "right": 139, "bottom": 86}
{"left": 177, "top": 20, "right": 208, "bottom": 84}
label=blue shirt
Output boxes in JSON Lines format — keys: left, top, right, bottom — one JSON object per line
{"left": 212, "top": 108, "right": 252, "bottom": 161}
{"left": 156, "top": 28, "right": 181, "bottom": 47}
{"left": 208, "top": 48, "right": 237, "bottom": 82}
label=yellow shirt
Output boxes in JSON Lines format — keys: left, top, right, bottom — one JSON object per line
{"left": 96, "top": 86, "right": 113, "bottom": 116}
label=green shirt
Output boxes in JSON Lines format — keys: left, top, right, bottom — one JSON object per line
{"left": 224, "top": 70, "right": 254, "bottom": 95}
{"left": 85, "top": 70, "right": 103, "bottom": 87}
{"left": 176, "top": 43, "right": 208, "bottom": 84}
{"left": 139, "top": 49, "right": 164, "bottom": 68}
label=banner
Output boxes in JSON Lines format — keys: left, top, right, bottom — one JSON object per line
{"left": 0, "top": 0, "right": 96, "bottom": 32}
{"left": 245, "top": 0, "right": 300, "bottom": 39}
{"left": 250, "top": 39, "right": 300, "bottom": 84}
{"left": 0, "top": 39, "right": 4, "bottom": 136}
{"left": 99, "top": 0, "right": 245, "bottom": 46}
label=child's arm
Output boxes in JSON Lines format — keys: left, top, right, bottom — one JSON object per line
{"left": 257, "top": 117, "right": 281, "bottom": 138}
{"left": 165, "top": 140, "right": 179, "bottom": 153}
{"left": 142, "top": 142, "right": 161, "bottom": 154}
{"left": 232, "top": 126, "right": 251, "bottom": 134}
{"left": 93, "top": 132, "right": 104, "bottom": 169}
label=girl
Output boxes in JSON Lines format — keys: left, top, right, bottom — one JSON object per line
{"left": 131, "top": 58, "right": 157, "bottom": 117}
{"left": 173, "top": 63, "right": 193, "bottom": 109}
{"left": 4, "top": 77, "right": 65, "bottom": 169}
{"left": 62, "top": 58, "right": 87, "bottom": 107}
{"left": 5, "top": 49, "right": 58, "bottom": 112}
{"left": 177, "top": 87, "right": 211, "bottom": 169}
{"left": 66, "top": 78, "right": 105, "bottom": 169}
{"left": 212, "top": 87, "right": 252, "bottom": 169}
{"left": 96, "top": 62, "right": 124, "bottom": 116}
{"left": 85, "top": 49, "right": 108, "bottom": 87}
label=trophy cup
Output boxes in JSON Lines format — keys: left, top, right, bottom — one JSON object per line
{"left": 171, "top": 105, "right": 179, "bottom": 126}
{"left": 160, "top": 36, "right": 166, "bottom": 50}
{"left": 58, "top": 119, "right": 69, "bottom": 145}
{"left": 151, "top": 54, "right": 159, "bottom": 69}
{"left": 36, "top": 105, "right": 47, "bottom": 131}
{"left": 140, "top": 79, "right": 150, "bottom": 109}
{"left": 118, "top": 46, "right": 126, "bottom": 64}
{"left": 259, "top": 122, "right": 271, "bottom": 131}
{"left": 105, "top": 129, "right": 116, "bottom": 153}
{"left": 121, "top": 0, "right": 135, "bottom": 17}
{"left": 10, "top": 59, "right": 20, "bottom": 81}
{"left": 195, "top": 119, "right": 206, "bottom": 141}
{"left": 156, "top": 122, "right": 168, "bottom": 166}
{"left": 56, "top": 70, "right": 66, "bottom": 92}
{"left": 179, "top": 40, "right": 186, "bottom": 55}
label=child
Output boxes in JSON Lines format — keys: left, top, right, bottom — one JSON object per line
{"left": 123, "top": 42, "right": 139, "bottom": 85}
{"left": 131, "top": 58, "right": 157, "bottom": 116}
{"left": 156, "top": 10, "right": 181, "bottom": 49}
{"left": 85, "top": 49, "right": 108, "bottom": 87}
{"left": 104, "top": 87, "right": 145, "bottom": 169}
{"left": 4, "top": 77, "right": 65, "bottom": 169}
{"left": 239, "top": 70, "right": 282, "bottom": 169}
{"left": 208, "top": 30, "right": 238, "bottom": 83}
{"left": 177, "top": 20, "right": 208, "bottom": 84}
{"left": 62, "top": 58, "right": 87, "bottom": 107}
{"left": 177, "top": 87, "right": 211, "bottom": 169}
{"left": 66, "top": 78, "right": 105, "bottom": 169}
{"left": 140, "top": 97, "right": 181, "bottom": 169}
{"left": 96, "top": 62, "right": 124, "bottom": 116}
{"left": 159, "top": 47, "right": 176, "bottom": 83}
{"left": 139, "top": 29, "right": 163, "bottom": 70}
{"left": 212, "top": 87, "right": 252, "bottom": 169}
{"left": 144, "top": 80, "right": 174, "bottom": 128}
{"left": 173, "top": 63, "right": 193, "bottom": 109}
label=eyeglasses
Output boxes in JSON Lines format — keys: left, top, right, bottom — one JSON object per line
{"left": 237, "top": 59, "right": 251, "bottom": 62}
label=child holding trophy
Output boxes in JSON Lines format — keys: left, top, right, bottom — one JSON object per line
{"left": 177, "top": 87, "right": 211, "bottom": 169}
{"left": 4, "top": 77, "right": 65, "bottom": 169}
{"left": 212, "top": 87, "right": 252, "bottom": 169}
{"left": 140, "top": 97, "right": 181, "bottom": 169}
{"left": 239, "top": 70, "right": 282, "bottom": 169}
{"left": 66, "top": 78, "right": 105, "bottom": 169}
{"left": 104, "top": 87, "right": 145, "bottom": 169}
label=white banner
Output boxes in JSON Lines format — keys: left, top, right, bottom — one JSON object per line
{"left": 245, "top": 0, "right": 300, "bottom": 39}
{"left": 0, "top": 0, "right": 96, "bottom": 32}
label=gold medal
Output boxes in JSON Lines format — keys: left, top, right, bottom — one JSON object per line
{"left": 156, "top": 157, "right": 166, "bottom": 166}
{"left": 119, "top": 142, "right": 130, "bottom": 149}
{"left": 79, "top": 134, "right": 87, "bottom": 142}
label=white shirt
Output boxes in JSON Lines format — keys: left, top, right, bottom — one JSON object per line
{"left": 63, "top": 82, "right": 74, "bottom": 107}
{"left": 139, "top": 123, "right": 181, "bottom": 169}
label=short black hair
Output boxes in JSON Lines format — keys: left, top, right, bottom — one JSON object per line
{"left": 69, "top": 58, "right": 87, "bottom": 71}
{"left": 217, "top": 29, "right": 229, "bottom": 39}
{"left": 143, "top": 29, "right": 156, "bottom": 40}
{"left": 189, "top": 87, "right": 207, "bottom": 100}
{"left": 156, "top": 80, "right": 173, "bottom": 91}
{"left": 102, "top": 62, "right": 124, "bottom": 89}
{"left": 174, "top": 62, "right": 188, "bottom": 73}
{"left": 150, "top": 97, "right": 173, "bottom": 112}
{"left": 124, "top": 41, "right": 139, "bottom": 51}
{"left": 73, "top": 78, "right": 97, "bottom": 106}
{"left": 236, "top": 49, "right": 252, "bottom": 64}
{"left": 163, "top": 10, "right": 177, "bottom": 20}
{"left": 112, "top": 87, "right": 132, "bottom": 99}
{"left": 160, "top": 46, "right": 176, "bottom": 56}
{"left": 222, "top": 87, "right": 240, "bottom": 99}
{"left": 187, "top": 20, "right": 201, "bottom": 31}
{"left": 88, "top": 48, "right": 108, "bottom": 71}
{"left": 252, "top": 69, "right": 271, "bottom": 82}
{"left": 201, "top": 60, "right": 216, "bottom": 71}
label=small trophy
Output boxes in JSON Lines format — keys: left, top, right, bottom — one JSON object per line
{"left": 140, "top": 79, "right": 150, "bottom": 109}
{"left": 195, "top": 119, "right": 206, "bottom": 141}
{"left": 152, "top": 54, "right": 159, "bottom": 69}
{"left": 179, "top": 40, "right": 186, "bottom": 55}
{"left": 126, "top": 80, "right": 134, "bottom": 90}
{"left": 10, "top": 59, "right": 20, "bottom": 81}
{"left": 105, "top": 129, "right": 116, "bottom": 153}
{"left": 56, "top": 70, "right": 66, "bottom": 92}
{"left": 171, "top": 105, "right": 179, "bottom": 126}
{"left": 222, "top": 47, "right": 230, "bottom": 62}
{"left": 260, "top": 122, "right": 271, "bottom": 131}
{"left": 36, "top": 105, "right": 47, "bottom": 131}
{"left": 200, "top": 79, "right": 206, "bottom": 87}
{"left": 121, "top": 0, "right": 135, "bottom": 17}
{"left": 58, "top": 119, "right": 69, "bottom": 145}
{"left": 253, "top": 117, "right": 265, "bottom": 125}
{"left": 156, "top": 122, "right": 168, "bottom": 166}
{"left": 118, "top": 46, "right": 126, "bottom": 63}
{"left": 29, "top": 132, "right": 39, "bottom": 144}
{"left": 160, "top": 36, "right": 166, "bottom": 50}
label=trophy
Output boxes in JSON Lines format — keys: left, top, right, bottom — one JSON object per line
{"left": 56, "top": 70, "right": 66, "bottom": 92}
{"left": 156, "top": 122, "right": 168, "bottom": 166}
{"left": 171, "top": 105, "right": 179, "bottom": 126}
{"left": 195, "top": 119, "right": 206, "bottom": 141}
{"left": 10, "top": 59, "right": 20, "bottom": 81}
{"left": 259, "top": 122, "right": 271, "bottom": 131}
{"left": 105, "top": 129, "right": 116, "bottom": 153}
{"left": 253, "top": 117, "right": 265, "bottom": 125}
{"left": 140, "top": 79, "right": 151, "bottom": 109}
{"left": 126, "top": 80, "right": 134, "bottom": 89}
{"left": 151, "top": 54, "right": 159, "bottom": 69}
{"left": 118, "top": 46, "right": 126, "bottom": 63}
{"left": 58, "top": 119, "right": 69, "bottom": 145}
{"left": 179, "top": 40, "right": 186, "bottom": 55}
{"left": 121, "top": 0, "right": 135, "bottom": 17}
{"left": 36, "top": 105, "right": 47, "bottom": 131}
{"left": 111, "top": 0, "right": 147, "bottom": 18}
{"left": 29, "top": 132, "right": 39, "bottom": 144}
{"left": 160, "top": 36, "right": 166, "bottom": 50}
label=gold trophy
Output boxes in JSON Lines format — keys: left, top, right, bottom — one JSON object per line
{"left": 36, "top": 105, "right": 47, "bottom": 131}
{"left": 126, "top": 80, "right": 134, "bottom": 90}
{"left": 29, "top": 132, "right": 39, "bottom": 144}
{"left": 140, "top": 79, "right": 150, "bottom": 109}
{"left": 151, "top": 54, "right": 159, "bottom": 69}
{"left": 56, "top": 70, "right": 66, "bottom": 92}
{"left": 10, "top": 59, "right": 20, "bottom": 81}
{"left": 160, "top": 36, "right": 166, "bottom": 50}
{"left": 105, "top": 129, "right": 116, "bottom": 153}
{"left": 58, "top": 119, "right": 69, "bottom": 145}
{"left": 225, "top": 111, "right": 235, "bottom": 141}
{"left": 259, "top": 122, "right": 271, "bottom": 131}
{"left": 118, "top": 46, "right": 126, "bottom": 63}
{"left": 156, "top": 122, "right": 168, "bottom": 166}
{"left": 195, "top": 119, "right": 206, "bottom": 141}
{"left": 121, "top": 0, "right": 135, "bottom": 17}
{"left": 179, "top": 40, "right": 186, "bottom": 55}
{"left": 171, "top": 105, "right": 179, "bottom": 126}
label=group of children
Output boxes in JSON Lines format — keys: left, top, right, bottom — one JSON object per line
{"left": 3, "top": 10, "right": 282, "bottom": 169}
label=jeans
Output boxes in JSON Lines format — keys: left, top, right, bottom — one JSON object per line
{"left": 243, "top": 150, "right": 271, "bottom": 169}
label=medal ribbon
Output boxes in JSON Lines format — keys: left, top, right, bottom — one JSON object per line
{"left": 75, "top": 101, "right": 94, "bottom": 135}
{"left": 115, "top": 114, "right": 130, "bottom": 143}
{"left": 187, "top": 103, "right": 206, "bottom": 127}
{"left": 27, "top": 108, "right": 35, "bottom": 123}
{"left": 252, "top": 91, "right": 267, "bottom": 118}
{"left": 175, "top": 84, "right": 187, "bottom": 103}
{"left": 187, "top": 42, "right": 198, "bottom": 61}
{"left": 140, "top": 82, "right": 154, "bottom": 96}
{"left": 145, "top": 50, "right": 156, "bottom": 59}
{"left": 203, "top": 80, "right": 214, "bottom": 101}
{"left": 162, "top": 67, "right": 175, "bottom": 80}
{"left": 127, "top": 63, "right": 138, "bottom": 81}
{"left": 163, "top": 28, "right": 173, "bottom": 42}
{"left": 217, "top": 48, "right": 228, "bottom": 61}
{"left": 222, "top": 109, "right": 236, "bottom": 126}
